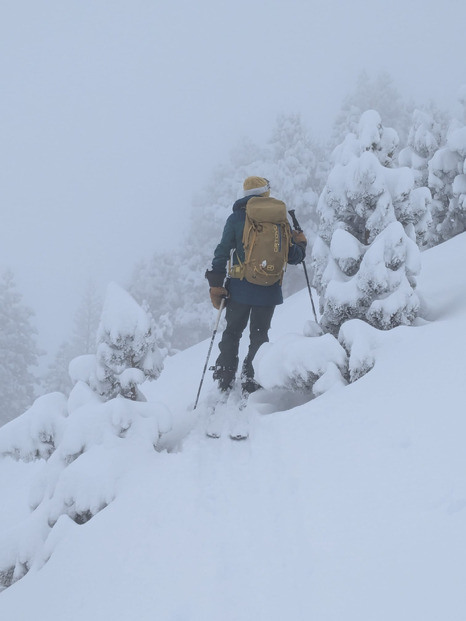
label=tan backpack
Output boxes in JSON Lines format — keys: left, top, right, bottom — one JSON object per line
{"left": 230, "top": 196, "right": 292, "bottom": 286}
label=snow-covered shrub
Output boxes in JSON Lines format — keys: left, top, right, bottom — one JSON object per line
{"left": 92, "top": 283, "right": 163, "bottom": 401}
{"left": 0, "top": 283, "right": 171, "bottom": 591}
{"left": 312, "top": 111, "right": 422, "bottom": 336}
{"left": 0, "top": 393, "right": 68, "bottom": 462}
{"left": 0, "top": 393, "right": 172, "bottom": 591}
{"left": 254, "top": 332, "right": 348, "bottom": 395}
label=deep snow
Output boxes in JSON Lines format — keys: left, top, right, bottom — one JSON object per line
{"left": 1, "top": 233, "right": 466, "bottom": 620}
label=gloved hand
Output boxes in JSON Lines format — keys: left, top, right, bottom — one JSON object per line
{"left": 205, "top": 269, "right": 226, "bottom": 287}
{"left": 292, "top": 229, "right": 307, "bottom": 246}
{"left": 209, "top": 286, "right": 228, "bottom": 309}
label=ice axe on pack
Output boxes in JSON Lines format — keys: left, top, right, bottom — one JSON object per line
{"left": 288, "top": 209, "right": 319, "bottom": 325}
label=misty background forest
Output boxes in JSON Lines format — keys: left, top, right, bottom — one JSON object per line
{"left": 2, "top": 70, "right": 466, "bottom": 425}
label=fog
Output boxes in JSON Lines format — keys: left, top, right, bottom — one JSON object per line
{"left": 1, "top": 0, "right": 464, "bottom": 362}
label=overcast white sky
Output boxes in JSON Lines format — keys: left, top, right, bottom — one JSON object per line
{"left": 1, "top": 0, "right": 465, "bottom": 361}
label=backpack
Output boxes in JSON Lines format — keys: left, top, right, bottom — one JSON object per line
{"left": 230, "top": 196, "right": 292, "bottom": 286}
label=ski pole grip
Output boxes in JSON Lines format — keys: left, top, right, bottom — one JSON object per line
{"left": 288, "top": 209, "right": 302, "bottom": 232}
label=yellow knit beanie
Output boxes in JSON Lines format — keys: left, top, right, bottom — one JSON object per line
{"left": 243, "top": 176, "right": 271, "bottom": 198}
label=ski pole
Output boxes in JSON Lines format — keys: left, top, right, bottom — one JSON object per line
{"left": 288, "top": 210, "right": 318, "bottom": 324}
{"left": 193, "top": 297, "right": 226, "bottom": 410}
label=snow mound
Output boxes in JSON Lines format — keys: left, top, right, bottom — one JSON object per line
{"left": 254, "top": 332, "right": 348, "bottom": 394}
{"left": 338, "top": 319, "right": 382, "bottom": 382}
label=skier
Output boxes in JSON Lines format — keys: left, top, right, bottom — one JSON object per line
{"left": 205, "top": 176, "right": 307, "bottom": 397}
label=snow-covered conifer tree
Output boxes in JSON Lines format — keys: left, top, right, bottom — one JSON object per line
{"left": 92, "top": 283, "right": 163, "bottom": 401}
{"left": 399, "top": 109, "right": 444, "bottom": 188}
{"left": 312, "top": 111, "right": 422, "bottom": 336}
{"left": 0, "top": 270, "right": 40, "bottom": 425}
{"left": 428, "top": 124, "right": 466, "bottom": 244}
{"left": 398, "top": 108, "right": 451, "bottom": 246}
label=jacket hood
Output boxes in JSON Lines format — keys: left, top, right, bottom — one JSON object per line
{"left": 232, "top": 196, "right": 250, "bottom": 212}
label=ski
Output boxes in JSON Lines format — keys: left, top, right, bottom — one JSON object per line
{"left": 205, "top": 404, "right": 224, "bottom": 439}
{"left": 205, "top": 390, "right": 229, "bottom": 439}
{"left": 228, "top": 391, "right": 250, "bottom": 440}
{"left": 229, "top": 421, "right": 249, "bottom": 441}
{"left": 204, "top": 387, "right": 250, "bottom": 440}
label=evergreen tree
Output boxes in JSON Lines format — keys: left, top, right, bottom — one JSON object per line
{"left": 399, "top": 109, "right": 444, "bottom": 188}
{"left": 398, "top": 107, "right": 455, "bottom": 246}
{"left": 431, "top": 128, "right": 466, "bottom": 243}
{"left": 92, "top": 283, "right": 163, "bottom": 402}
{"left": 0, "top": 270, "right": 40, "bottom": 425}
{"left": 312, "top": 111, "right": 421, "bottom": 336}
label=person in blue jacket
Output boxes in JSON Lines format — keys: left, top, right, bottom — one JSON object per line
{"left": 205, "top": 176, "right": 307, "bottom": 394}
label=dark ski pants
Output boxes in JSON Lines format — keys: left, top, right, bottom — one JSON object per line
{"left": 214, "top": 299, "right": 275, "bottom": 391}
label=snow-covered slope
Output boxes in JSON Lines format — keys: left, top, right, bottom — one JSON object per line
{"left": 1, "top": 234, "right": 466, "bottom": 621}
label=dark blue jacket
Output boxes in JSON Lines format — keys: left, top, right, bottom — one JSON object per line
{"left": 211, "top": 196, "right": 306, "bottom": 306}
